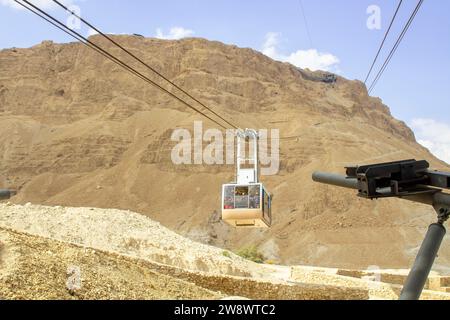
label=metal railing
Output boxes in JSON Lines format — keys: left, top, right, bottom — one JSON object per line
{"left": 312, "top": 168, "right": 450, "bottom": 300}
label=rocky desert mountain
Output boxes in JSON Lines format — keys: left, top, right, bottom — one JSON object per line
{"left": 0, "top": 35, "right": 449, "bottom": 271}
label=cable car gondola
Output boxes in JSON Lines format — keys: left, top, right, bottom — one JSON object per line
{"left": 221, "top": 129, "right": 272, "bottom": 228}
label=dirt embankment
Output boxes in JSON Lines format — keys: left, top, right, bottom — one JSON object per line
{"left": 0, "top": 228, "right": 222, "bottom": 300}
{"left": 0, "top": 204, "right": 369, "bottom": 300}
{"left": 2, "top": 203, "right": 450, "bottom": 300}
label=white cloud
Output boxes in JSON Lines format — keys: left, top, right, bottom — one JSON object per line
{"left": 285, "top": 50, "right": 340, "bottom": 72}
{"left": 410, "top": 118, "right": 450, "bottom": 164}
{"left": 262, "top": 32, "right": 340, "bottom": 72}
{"left": 262, "top": 32, "right": 280, "bottom": 57}
{"left": 87, "top": 28, "right": 98, "bottom": 37}
{"left": 155, "top": 27, "right": 194, "bottom": 40}
{"left": 1, "top": 0, "right": 74, "bottom": 10}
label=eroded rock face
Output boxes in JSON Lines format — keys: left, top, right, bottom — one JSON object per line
{"left": 0, "top": 36, "right": 448, "bottom": 269}
{"left": 0, "top": 36, "right": 414, "bottom": 137}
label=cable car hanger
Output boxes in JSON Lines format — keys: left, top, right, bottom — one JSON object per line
{"left": 221, "top": 129, "right": 272, "bottom": 228}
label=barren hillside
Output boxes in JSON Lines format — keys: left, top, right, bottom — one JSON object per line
{"left": 0, "top": 204, "right": 369, "bottom": 300}
{"left": 0, "top": 35, "right": 449, "bottom": 270}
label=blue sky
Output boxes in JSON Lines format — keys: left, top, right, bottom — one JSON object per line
{"left": 1, "top": 0, "right": 449, "bottom": 162}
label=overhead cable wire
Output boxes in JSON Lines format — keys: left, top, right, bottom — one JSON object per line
{"left": 364, "top": 0, "right": 403, "bottom": 84}
{"left": 368, "top": 0, "right": 424, "bottom": 94}
{"left": 51, "top": 0, "right": 239, "bottom": 130}
{"left": 16, "top": 0, "right": 299, "bottom": 140}
{"left": 298, "top": 0, "right": 313, "bottom": 48}
{"left": 15, "top": 0, "right": 229, "bottom": 130}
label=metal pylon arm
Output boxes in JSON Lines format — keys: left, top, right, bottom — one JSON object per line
{"left": 236, "top": 129, "right": 259, "bottom": 184}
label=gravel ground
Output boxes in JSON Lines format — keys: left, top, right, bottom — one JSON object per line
{"left": 1, "top": 203, "right": 449, "bottom": 300}
{"left": 0, "top": 228, "right": 223, "bottom": 300}
{"left": 290, "top": 267, "right": 398, "bottom": 299}
{"left": 0, "top": 203, "right": 269, "bottom": 278}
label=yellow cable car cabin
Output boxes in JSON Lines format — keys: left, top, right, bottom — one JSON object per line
{"left": 221, "top": 129, "right": 272, "bottom": 228}
{"left": 222, "top": 183, "right": 271, "bottom": 228}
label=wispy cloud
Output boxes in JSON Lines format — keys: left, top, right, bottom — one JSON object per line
{"left": 86, "top": 28, "right": 98, "bottom": 37}
{"left": 262, "top": 32, "right": 340, "bottom": 72}
{"left": 155, "top": 27, "right": 194, "bottom": 40}
{"left": 410, "top": 118, "right": 450, "bottom": 164}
